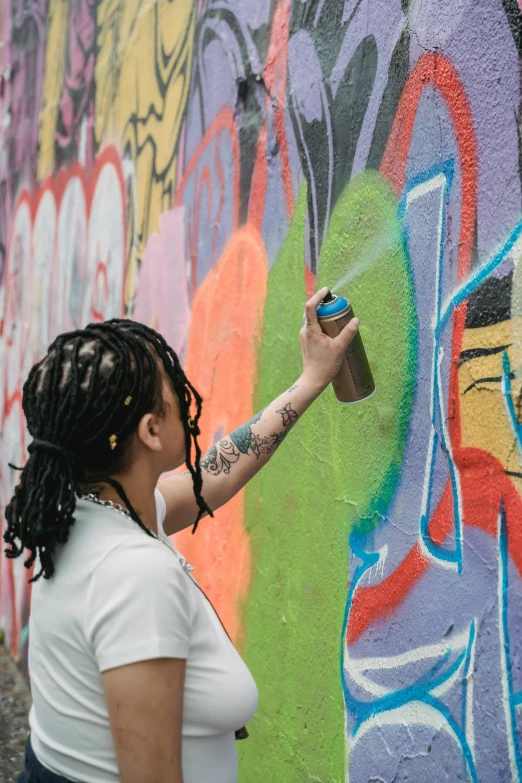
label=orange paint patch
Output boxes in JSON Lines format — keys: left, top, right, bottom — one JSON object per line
{"left": 175, "top": 226, "right": 268, "bottom": 645}
{"left": 305, "top": 265, "right": 316, "bottom": 300}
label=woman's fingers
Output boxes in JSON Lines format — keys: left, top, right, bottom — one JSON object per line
{"left": 303, "top": 287, "right": 329, "bottom": 329}
{"left": 336, "top": 317, "right": 360, "bottom": 350}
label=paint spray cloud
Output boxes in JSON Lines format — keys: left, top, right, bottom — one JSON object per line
{"left": 331, "top": 218, "right": 401, "bottom": 294}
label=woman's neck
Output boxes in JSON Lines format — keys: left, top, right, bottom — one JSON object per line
{"left": 80, "top": 463, "right": 160, "bottom": 535}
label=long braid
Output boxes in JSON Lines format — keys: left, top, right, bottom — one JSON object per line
{"left": 4, "top": 320, "right": 211, "bottom": 580}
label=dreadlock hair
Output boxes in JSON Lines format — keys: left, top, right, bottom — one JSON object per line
{"left": 4, "top": 319, "right": 212, "bottom": 581}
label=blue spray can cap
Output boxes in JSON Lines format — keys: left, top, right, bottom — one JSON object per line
{"left": 316, "top": 291, "right": 349, "bottom": 319}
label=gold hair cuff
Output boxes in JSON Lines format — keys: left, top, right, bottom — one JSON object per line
{"left": 109, "top": 434, "right": 118, "bottom": 450}
{"left": 124, "top": 395, "right": 132, "bottom": 406}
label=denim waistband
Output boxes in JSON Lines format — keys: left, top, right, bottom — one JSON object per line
{"left": 22, "top": 736, "right": 74, "bottom": 783}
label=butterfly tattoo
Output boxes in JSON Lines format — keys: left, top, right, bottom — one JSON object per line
{"left": 277, "top": 403, "right": 298, "bottom": 428}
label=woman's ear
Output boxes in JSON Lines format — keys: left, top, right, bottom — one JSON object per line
{"left": 137, "top": 412, "right": 163, "bottom": 452}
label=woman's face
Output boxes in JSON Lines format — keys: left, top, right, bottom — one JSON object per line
{"left": 157, "top": 373, "right": 188, "bottom": 472}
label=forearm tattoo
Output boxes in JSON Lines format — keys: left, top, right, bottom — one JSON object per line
{"left": 200, "top": 439, "right": 240, "bottom": 475}
{"left": 200, "top": 403, "right": 299, "bottom": 476}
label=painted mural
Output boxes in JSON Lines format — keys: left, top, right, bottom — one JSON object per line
{"left": 1, "top": 0, "right": 522, "bottom": 780}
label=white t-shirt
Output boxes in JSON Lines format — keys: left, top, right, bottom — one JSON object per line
{"left": 28, "top": 489, "right": 258, "bottom": 783}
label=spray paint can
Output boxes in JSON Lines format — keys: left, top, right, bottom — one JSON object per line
{"left": 317, "top": 291, "right": 375, "bottom": 404}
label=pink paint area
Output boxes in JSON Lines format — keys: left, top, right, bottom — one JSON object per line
{"left": 133, "top": 206, "right": 191, "bottom": 364}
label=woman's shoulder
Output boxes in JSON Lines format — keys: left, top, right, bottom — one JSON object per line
{"left": 84, "top": 533, "right": 195, "bottom": 668}
{"left": 94, "top": 533, "right": 182, "bottom": 581}
{"left": 73, "top": 499, "right": 175, "bottom": 570}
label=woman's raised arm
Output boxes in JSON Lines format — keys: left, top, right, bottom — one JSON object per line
{"left": 159, "top": 287, "right": 359, "bottom": 535}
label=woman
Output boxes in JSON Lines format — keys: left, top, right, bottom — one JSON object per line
{"left": 6, "top": 287, "right": 359, "bottom": 783}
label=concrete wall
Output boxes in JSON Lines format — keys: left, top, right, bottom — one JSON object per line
{"left": 1, "top": 1, "right": 522, "bottom": 780}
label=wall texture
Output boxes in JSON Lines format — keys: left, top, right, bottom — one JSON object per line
{"left": 1, "top": 1, "right": 522, "bottom": 781}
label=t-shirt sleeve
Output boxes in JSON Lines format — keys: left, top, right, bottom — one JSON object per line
{"left": 85, "top": 540, "right": 193, "bottom": 672}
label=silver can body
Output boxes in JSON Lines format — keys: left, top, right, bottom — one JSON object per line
{"left": 318, "top": 302, "right": 375, "bottom": 403}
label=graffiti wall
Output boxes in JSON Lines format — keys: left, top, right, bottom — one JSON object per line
{"left": 1, "top": 0, "right": 522, "bottom": 780}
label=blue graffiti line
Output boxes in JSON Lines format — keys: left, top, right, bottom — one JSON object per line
{"left": 344, "top": 672, "right": 478, "bottom": 783}
{"left": 502, "top": 348, "right": 522, "bottom": 776}
{"left": 439, "top": 219, "right": 522, "bottom": 332}
{"left": 499, "top": 501, "right": 522, "bottom": 778}
{"left": 422, "top": 693, "right": 478, "bottom": 783}
{"left": 340, "top": 535, "right": 378, "bottom": 721}
{"left": 419, "top": 429, "right": 448, "bottom": 561}
{"left": 461, "top": 619, "right": 476, "bottom": 752}
{"left": 502, "top": 351, "right": 522, "bottom": 456}
{"left": 428, "top": 163, "right": 464, "bottom": 571}
{"left": 513, "top": 692, "right": 522, "bottom": 707}
{"left": 397, "top": 158, "right": 464, "bottom": 569}
{"left": 346, "top": 647, "right": 466, "bottom": 723}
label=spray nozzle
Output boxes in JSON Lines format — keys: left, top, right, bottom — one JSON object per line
{"left": 321, "top": 290, "right": 336, "bottom": 304}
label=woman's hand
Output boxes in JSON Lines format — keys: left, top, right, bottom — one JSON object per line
{"left": 299, "top": 286, "right": 359, "bottom": 393}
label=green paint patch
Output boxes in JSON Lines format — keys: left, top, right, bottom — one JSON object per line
{"left": 318, "top": 169, "right": 417, "bottom": 535}
{"left": 239, "top": 172, "right": 416, "bottom": 782}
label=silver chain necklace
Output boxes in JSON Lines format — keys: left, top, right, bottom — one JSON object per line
{"left": 79, "top": 493, "right": 194, "bottom": 573}
{"left": 80, "top": 493, "right": 134, "bottom": 522}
